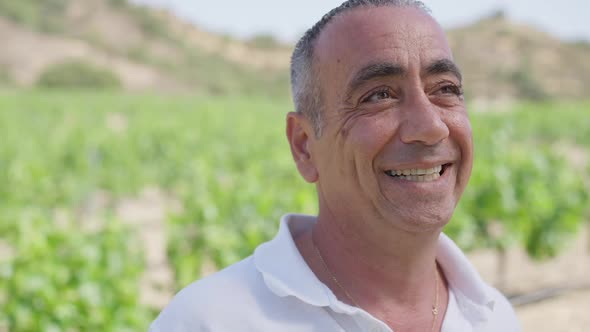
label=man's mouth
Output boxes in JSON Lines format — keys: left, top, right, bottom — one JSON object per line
{"left": 384, "top": 164, "right": 447, "bottom": 182}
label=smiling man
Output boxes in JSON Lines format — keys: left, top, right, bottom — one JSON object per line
{"left": 150, "top": 1, "right": 520, "bottom": 331}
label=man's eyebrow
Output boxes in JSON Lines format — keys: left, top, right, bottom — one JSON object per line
{"left": 424, "top": 59, "right": 462, "bottom": 82}
{"left": 347, "top": 62, "right": 405, "bottom": 93}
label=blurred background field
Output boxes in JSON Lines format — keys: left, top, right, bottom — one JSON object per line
{"left": 0, "top": 0, "right": 589, "bottom": 331}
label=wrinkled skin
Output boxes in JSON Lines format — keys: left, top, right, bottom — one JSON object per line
{"left": 288, "top": 6, "right": 473, "bottom": 234}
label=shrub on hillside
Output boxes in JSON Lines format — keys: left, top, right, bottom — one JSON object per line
{"left": 509, "top": 68, "right": 548, "bottom": 101}
{"left": 0, "top": 67, "right": 14, "bottom": 86}
{"left": 37, "top": 60, "right": 122, "bottom": 90}
{"left": 0, "top": 0, "right": 68, "bottom": 33}
{"left": 247, "top": 34, "right": 282, "bottom": 49}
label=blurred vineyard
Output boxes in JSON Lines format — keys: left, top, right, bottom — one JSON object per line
{"left": 0, "top": 90, "right": 589, "bottom": 331}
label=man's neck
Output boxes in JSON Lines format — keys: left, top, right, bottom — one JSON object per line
{"left": 294, "top": 211, "right": 449, "bottom": 330}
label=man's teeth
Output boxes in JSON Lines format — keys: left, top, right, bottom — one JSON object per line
{"left": 395, "top": 173, "right": 440, "bottom": 182}
{"left": 386, "top": 165, "right": 443, "bottom": 182}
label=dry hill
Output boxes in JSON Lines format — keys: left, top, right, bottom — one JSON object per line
{"left": 0, "top": 1, "right": 589, "bottom": 101}
{"left": 448, "top": 11, "right": 590, "bottom": 103}
{"left": 0, "top": 0, "right": 291, "bottom": 96}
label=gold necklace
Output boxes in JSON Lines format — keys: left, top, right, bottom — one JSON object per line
{"left": 432, "top": 266, "right": 440, "bottom": 332}
{"left": 312, "top": 242, "right": 440, "bottom": 332}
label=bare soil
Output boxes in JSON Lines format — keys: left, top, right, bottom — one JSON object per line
{"left": 469, "top": 227, "right": 590, "bottom": 332}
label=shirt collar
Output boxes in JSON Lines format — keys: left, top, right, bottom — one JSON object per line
{"left": 436, "top": 233, "right": 496, "bottom": 323}
{"left": 254, "top": 214, "right": 496, "bottom": 319}
{"left": 254, "top": 214, "right": 332, "bottom": 307}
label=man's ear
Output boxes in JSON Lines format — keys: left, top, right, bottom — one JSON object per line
{"left": 286, "top": 112, "right": 319, "bottom": 183}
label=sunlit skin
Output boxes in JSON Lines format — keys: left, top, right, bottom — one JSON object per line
{"left": 287, "top": 6, "right": 473, "bottom": 332}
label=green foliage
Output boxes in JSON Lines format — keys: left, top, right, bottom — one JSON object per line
{"left": 124, "top": 4, "right": 169, "bottom": 39}
{"left": 0, "top": 0, "right": 69, "bottom": 33}
{"left": 123, "top": 41, "right": 290, "bottom": 99}
{"left": 0, "top": 67, "right": 13, "bottom": 86}
{"left": 0, "top": 214, "right": 150, "bottom": 331}
{"left": 0, "top": 91, "right": 588, "bottom": 330}
{"left": 108, "top": 0, "right": 129, "bottom": 8}
{"left": 446, "top": 102, "right": 590, "bottom": 259}
{"left": 506, "top": 101, "right": 590, "bottom": 144}
{"left": 37, "top": 60, "right": 122, "bottom": 90}
{"left": 247, "top": 34, "right": 283, "bottom": 49}
{"left": 572, "top": 39, "right": 590, "bottom": 51}
{"left": 509, "top": 68, "right": 549, "bottom": 100}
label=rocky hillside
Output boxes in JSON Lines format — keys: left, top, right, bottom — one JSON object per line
{"left": 0, "top": 1, "right": 589, "bottom": 101}
{"left": 448, "top": 11, "right": 590, "bottom": 102}
{"left": 0, "top": 0, "right": 291, "bottom": 96}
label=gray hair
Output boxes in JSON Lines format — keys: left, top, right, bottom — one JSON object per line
{"left": 290, "top": 0, "right": 431, "bottom": 136}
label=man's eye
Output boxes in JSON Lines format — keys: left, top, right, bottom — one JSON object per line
{"left": 363, "top": 90, "right": 393, "bottom": 103}
{"left": 437, "top": 84, "right": 463, "bottom": 96}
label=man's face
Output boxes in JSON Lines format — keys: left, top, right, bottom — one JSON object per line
{"left": 304, "top": 6, "right": 473, "bottom": 232}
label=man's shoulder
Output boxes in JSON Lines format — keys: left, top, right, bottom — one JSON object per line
{"left": 149, "top": 256, "right": 269, "bottom": 331}
{"left": 485, "top": 285, "right": 521, "bottom": 331}
{"left": 438, "top": 233, "right": 520, "bottom": 331}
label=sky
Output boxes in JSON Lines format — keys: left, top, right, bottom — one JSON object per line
{"left": 133, "top": 0, "right": 590, "bottom": 43}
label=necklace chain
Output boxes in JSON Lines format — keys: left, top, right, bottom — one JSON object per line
{"left": 312, "top": 242, "right": 440, "bottom": 332}
{"left": 432, "top": 265, "right": 440, "bottom": 332}
{"left": 313, "top": 243, "right": 360, "bottom": 306}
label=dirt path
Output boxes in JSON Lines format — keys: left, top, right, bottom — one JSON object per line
{"left": 516, "top": 289, "right": 590, "bottom": 332}
{"left": 468, "top": 226, "right": 590, "bottom": 331}
{"left": 116, "top": 187, "right": 181, "bottom": 309}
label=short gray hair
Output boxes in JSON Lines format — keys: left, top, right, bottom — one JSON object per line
{"left": 290, "top": 0, "right": 431, "bottom": 136}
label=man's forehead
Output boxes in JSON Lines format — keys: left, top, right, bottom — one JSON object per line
{"left": 315, "top": 6, "right": 452, "bottom": 68}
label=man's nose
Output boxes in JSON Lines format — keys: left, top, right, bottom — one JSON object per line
{"left": 398, "top": 93, "right": 449, "bottom": 146}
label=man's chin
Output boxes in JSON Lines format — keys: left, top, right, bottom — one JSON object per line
{"left": 377, "top": 203, "right": 454, "bottom": 234}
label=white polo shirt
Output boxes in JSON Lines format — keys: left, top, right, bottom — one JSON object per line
{"left": 150, "top": 214, "right": 521, "bottom": 332}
